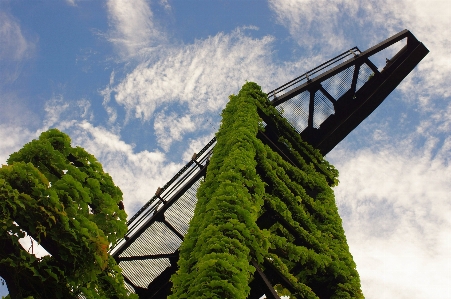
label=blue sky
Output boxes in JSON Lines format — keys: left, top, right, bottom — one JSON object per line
{"left": 1, "top": 0, "right": 450, "bottom": 298}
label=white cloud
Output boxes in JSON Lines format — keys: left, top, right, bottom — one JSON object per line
{"left": 106, "top": 0, "right": 164, "bottom": 57}
{"left": 0, "top": 11, "right": 35, "bottom": 84}
{"left": 154, "top": 111, "right": 198, "bottom": 151}
{"left": 329, "top": 137, "right": 451, "bottom": 299}
{"left": 159, "top": 0, "right": 171, "bottom": 11}
{"left": 112, "top": 29, "right": 275, "bottom": 121}
{"left": 181, "top": 134, "right": 216, "bottom": 163}
{"left": 71, "top": 121, "right": 184, "bottom": 215}
{"left": 39, "top": 96, "right": 75, "bottom": 132}
{"left": 100, "top": 70, "right": 118, "bottom": 124}
{"left": 0, "top": 125, "right": 35, "bottom": 165}
{"left": 268, "top": 0, "right": 357, "bottom": 53}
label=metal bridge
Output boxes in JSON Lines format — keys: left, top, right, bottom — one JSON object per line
{"left": 109, "top": 30, "right": 428, "bottom": 298}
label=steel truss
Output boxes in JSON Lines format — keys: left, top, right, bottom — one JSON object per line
{"left": 110, "top": 30, "right": 428, "bottom": 298}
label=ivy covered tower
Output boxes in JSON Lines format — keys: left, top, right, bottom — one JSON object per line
{"left": 169, "top": 82, "right": 363, "bottom": 299}
{"left": 110, "top": 30, "right": 428, "bottom": 299}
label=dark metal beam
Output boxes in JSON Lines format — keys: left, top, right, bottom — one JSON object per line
{"left": 248, "top": 260, "right": 280, "bottom": 299}
{"left": 122, "top": 275, "right": 138, "bottom": 292}
{"left": 118, "top": 253, "right": 178, "bottom": 262}
{"left": 146, "top": 262, "right": 179, "bottom": 299}
{"left": 318, "top": 85, "right": 337, "bottom": 106}
{"left": 125, "top": 137, "right": 215, "bottom": 227}
{"left": 262, "top": 259, "right": 298, "bottom": 296}
{"left": 350, "top": 63, "right": 360, "bottom": 94}
{"left": 365, "top": 58, "right": 380, "bottom": 74}
{"left": 271, "top": 29, "right": 421, "bottom": 107}
{"left": 308, "top": 90, "right": 315, "bottom": 128}
{"left": 309, "top": 40, "right": 429, "bottom": 155}
{"left": 158, "top": 217, "right": 185, "bottom": 241}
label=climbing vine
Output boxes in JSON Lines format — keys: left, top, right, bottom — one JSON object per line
{"left": 170, "top": 82, "right": 363, "bottom": 298}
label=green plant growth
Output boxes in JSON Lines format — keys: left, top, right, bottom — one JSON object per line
{"left": 170, "top": 82, "right": 363, "bottom": 298}
{"left": 0, "top": 129, "right": 137, "bottom": 299}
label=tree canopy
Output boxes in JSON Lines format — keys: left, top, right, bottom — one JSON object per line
{"left": 0, "top": 129, "right": 136, "bottom": 298}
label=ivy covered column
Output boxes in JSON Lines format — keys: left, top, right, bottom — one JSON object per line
{"left": 170, "top": 82, "right": 363, "bottom": 299}
{"left": 169, "top": 83, "right": 269, "bottom": 299}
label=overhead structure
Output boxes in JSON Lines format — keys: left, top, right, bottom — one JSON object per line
{"left": 110, "top": 30, "right": 428, "bottom": 298}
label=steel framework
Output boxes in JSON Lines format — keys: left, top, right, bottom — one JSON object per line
{"left": 110, "top": 30, "right": 428, "bottom": 298}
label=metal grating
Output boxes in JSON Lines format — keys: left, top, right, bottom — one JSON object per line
{"left": 164, "top": 178, "right": 202, "bottom": 236}
{"left": 321, "top": 65, "right": 355, "bottom": 100}
{"left": 119, "top": 222, "right": 182, "bottom": 258}
{"left": 120, "top": 259, "right": 172, "bottom": 289}
{"left": 276, "top": 91, "right": 310, "bottom": 133}
{"left": 313, "top": 91, "right": 335, "bottom": 129}
{"left": 356, "top": 63, "right": 374, "bottom": 91}
{"left": 267, "top": 47, "right": 362, "bottom": 100}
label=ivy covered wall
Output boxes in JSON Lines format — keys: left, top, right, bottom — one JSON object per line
{"left": 169, "top": 82, "right": 363, "bottom": 299}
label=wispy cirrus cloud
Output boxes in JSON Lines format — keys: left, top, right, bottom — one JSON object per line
{"left": 65, "top": 0, "right": 77, "bottom": 7}
{"left": 100, "top": 70, "right": 119, "bottom": 124}
{"left": 112, "top": 29, "right": 277, "bottom": 121}
{"left": 110, "top": 27, "right": 327, "bottom": 149}
{"left": 106, "top": 0, "right": 165, "bottom": 58}
{"left": 159, "top": 0, "right": 171, "bottom": 12}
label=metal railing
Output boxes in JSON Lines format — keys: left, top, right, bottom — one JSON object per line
{"left": 110, "top": 137, "right": 216, "bottom": 255}
{"left": 267, "top": 47, "right": 362, "bottom": 101}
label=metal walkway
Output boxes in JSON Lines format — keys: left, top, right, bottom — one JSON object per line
{"left": 110, "top": 30, "right": 428, "bottom": 298}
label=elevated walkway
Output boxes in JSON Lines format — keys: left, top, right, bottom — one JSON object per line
{"left": 110, "top": 30, "right": 428, "bottom": 298}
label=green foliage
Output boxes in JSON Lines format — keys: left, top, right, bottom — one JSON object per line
{"left": 0, "top": 129, "right": 136, "bottom": 299}
{"left": 170, "top": 83, "right": 269, "bottom": 299}
{"left": 170, "top": 82, "right": 363, "bottom": 298}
